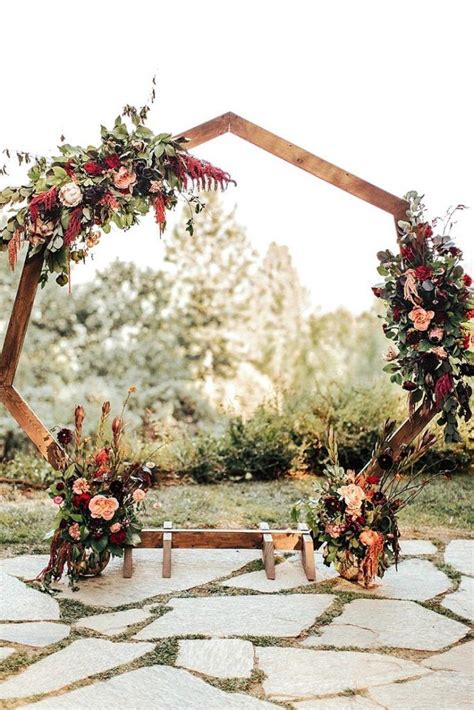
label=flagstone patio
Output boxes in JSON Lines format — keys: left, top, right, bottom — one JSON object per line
{"left": 0, "top": 538, "right": 472, "bottom": 708}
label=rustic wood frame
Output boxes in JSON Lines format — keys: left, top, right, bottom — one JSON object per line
{"left": 0, "top": 111, "right": 438, "bottom": 577}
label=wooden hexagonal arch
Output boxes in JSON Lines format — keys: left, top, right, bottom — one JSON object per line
{"left": 0, "top": 112, "right": 436, "bottom": 475}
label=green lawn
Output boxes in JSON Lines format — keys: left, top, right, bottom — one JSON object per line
{"left": 0, "top": 475, "right": 472, "bottom": 558}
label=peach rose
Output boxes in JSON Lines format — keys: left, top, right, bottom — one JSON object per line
{"left": 88, "top": 495, "right": 119, "bottom": 521}
{"left": 59, "top": 182, "right": 82, "bottom": 207}
{"left": 408, "top": 307, "right": 435, "bottom": 331}
{"left": 113, "top": 166, "right": 137, "bottom": 190}
{"left": 68, "top": 522, "right": 81, "bottom": 540}
{"left": 72, "top": 477, "right": 90, "bottom": 495}
{"left": 132, "top": 488, "right": 146, "bottom": 503}
{"left": 109, "top": 522, "right": 121, "bottom": 533}
{"left": 337, "top": 483, "right": 365, "bottom": 513}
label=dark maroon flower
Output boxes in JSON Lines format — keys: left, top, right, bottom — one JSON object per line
{"left": 57, "top": 428, "right": 74, "bottom": 446}
{"left": 463, "top": 273, "right": 473, "bottom": 287}
{"left": 56, "top": 481, "right": 65, "bottom": 491}
{"left": 435, "top": 373, "right": 454, "bottom": 403}
{"left": 406, "top": 330, "right": 421, "bottom": 345}
{"left": 392, "top": 306, "right": 401, "bottom": 322}
{"left": 377, "top": 452, "right": 394, "bottom": 470}
{"left": 109, "top": 529, "right": 127, "bottom": 545}
{"left": 372, "top": 492, "right": 386, "bottom": 505}
{"left": 83, "top": 160, "right": 104, "bottom": 176}
{"left": 449, "top": 247, "right": 461, "bottom": 256}
{"left": 372, "top": 287, "right": 383, "bottom": 298}
{"left": 72, "top": 492, "right": 91, "bottom": 509}
{"left": 401, "top": 245, "right": 415, "bottom": 261}
{"left": 402, "top": 381, "right": 418, "bottom": 391}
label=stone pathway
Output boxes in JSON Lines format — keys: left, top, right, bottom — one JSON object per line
{"left": 0, "top": 538, "right": 472, "bottom": 708}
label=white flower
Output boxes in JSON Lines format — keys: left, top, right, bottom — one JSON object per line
{"left": 59, "top": 182, "right": 82, "bottom": 208}
{"left": 383, "top": 345, "right": 399, "bottom": 362}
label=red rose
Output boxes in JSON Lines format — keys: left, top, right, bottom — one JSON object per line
{"left": 109, "top": 529, "right": 127, "bottom": 545}
{"left": 366, "top": 475, "right": 381, "bottom": 484}
{"left": 416, "top": 223, "right": 433, "bottom": 239}
{"left": 401, "top": 245, "right": 415, "bottom": 261}
{"left": 95, "top": 448, "right": 110, "bottom": 465}
{"left": 104, "top": 154, "right": 121, "bottom": 169}
{"left": 463, "top": 274, "right": 472, "bottom": 287}
{"left": 414, "top": 265, "right": 433, "bottom": 281}
{"left": 72, "top": 492, "right": 92, "bottom": 509}
{"left": 83, "top": 161, "right": 104, "bottom": 176}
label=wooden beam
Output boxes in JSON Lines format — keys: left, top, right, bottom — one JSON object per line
{"left": 229, "top": 114, "right": 408, "bottom": 217}
{"left": 173, "top": 112, "right": 233, "bottom": 149}
{"left": 0, "top": 385, "right": 64, "bottom": 468}
{"left": 123, "top": 546, "right": 133, "bottom": 578}
{"left": 138, "top": 528, "right": 303, "bottom": 551}
{"left": 0, "top": 252, "right": 43, "bottom": 386}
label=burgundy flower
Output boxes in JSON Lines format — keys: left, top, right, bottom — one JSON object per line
{"left": 449, "top": 247, "right": 461, "bottom": 256}
{"left": 463, "top": 274, "right": 473, "bottom": 287}
{"left": 377, "top": 452, "right": 394, "bottom": 470}
{"left": 372, "top": 491, "right": 386, "bottom": 505}
{"left": 416, "top": 223, "right": 433, "bottom": 239}
{"left": 435, "top": 373, "right": 454, "bottom": 403}
{"left": 83, "top": 160, "right": 105, "bottom": 176}
{"left": 402, "top": 381, "right": 418, "bottom": 391}
{"left": 366, "top": 475, "right": 380, "bottom": 484}
{"left": 401, "top": 245, "right": 415, "bottom": 261}
{"left": 392, "top": 306, "right": 401, "bottom": 322}
{"left": 372, "top": 287, "right": 383, "bottom": 298}
{"left": 72, "top": 492, "right": 92, "bottom": 509}
{"left": 104, "top": 154, "right": 121, "bottom": 169}
{"left": 406, "top": 330, "right": 421, "bottom": 345}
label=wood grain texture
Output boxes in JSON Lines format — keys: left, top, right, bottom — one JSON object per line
{"left": 0, "top": 385, "right": 65, "bottom": 468}
{"left": 0, "top": 252, "right": 43, "bottom": 386}
{"left": 137, "top": 528, "right": 304, "bottom": 550}
{"left": 298, "top": 523, "right": 316, "bottom": 581}
{"left": 123, "top": 546, "right": 133, "bottom": 578}
{"left": 173, "top": 112, "right": 233, "bottom": 149}
{"left": 260, "top": 522, "right": 275, "bottom": 580}
{"left": 162, "top": 521, "right": 172, "bottom": 578}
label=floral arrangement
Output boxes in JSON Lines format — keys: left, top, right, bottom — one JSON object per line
{"left": 293, "top": 422, "right": 443, "bottom": 588}
{"left": 39, "top": 389, "right": 154, "bottom": 588}
{"left": 373, "top": 191, "right": 473, "bottom": 442}
{"left": 0, "top": 102, "right": 234, "bottom": 287}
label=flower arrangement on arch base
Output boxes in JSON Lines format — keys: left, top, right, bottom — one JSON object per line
{"left": 292, "top": 422, "right": 449, "bottom": 589}
{"left": 38, "top": 388, "right": 155, "bottom": 590}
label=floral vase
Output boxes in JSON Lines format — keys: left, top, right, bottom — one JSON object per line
{"left": 74, "top": 549, "right": 110, "bottom": 578}
{"left": 337, "top": 551, "right": 379, "bottom": 589}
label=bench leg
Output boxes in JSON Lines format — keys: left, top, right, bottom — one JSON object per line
{"left": 260, "top": 521, "right": 275, "bottom": 580}
{"left": 298, "top": 523, "right": 316, "bottom": 581}
{"left": 162, "top": 521, "right": 172, "bottom": 578}
{"left": 123, "top": 546, "right": 133, "bottom": 578}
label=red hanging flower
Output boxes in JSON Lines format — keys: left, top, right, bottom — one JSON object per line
{"left": 175, "top": 153, "right": 235, "bottom": 191}
{"left": 83, "top": 161, "right": 105, "bottom": 176}
{"left": 64, "top": 207, "right": 83, "bottom": 246}
{"left": 64, "top": 160, "right": 76, "bottom": 178}
{"left": 29, "top": 187, "right": 59, "bottom": 221}
{"left": 153, "top": 194, "right": 167, "bottom": 234}
{"left": 463, "top": 274, "right": 472, "bottom": 287}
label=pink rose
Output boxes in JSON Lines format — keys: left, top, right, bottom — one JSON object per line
{"left": 109, "top": 522, "right": 121, "bottom": 533}
{"left": 53, "top": 495, "right": 63, "bottom": 505}
{"left": 72, "top": 477, "right": 90, "bottom": 495}
{"left": 89, "top": 495, "right": 119, "bottom": 521}
{"left": 113, "top": 166, "right": 137, "bottom": 190}
{"left": 337, "top": 484, "right": 365, "bottom": 514}
{"left": 132, "top": 488, "right": 146, "bottom": 503}
{"left": 408, "top": 307, "right": 435, "bottom": 332}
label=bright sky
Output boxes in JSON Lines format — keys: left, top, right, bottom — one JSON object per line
{"left": 1, "top": 0, "right": 472, "bottom": 312}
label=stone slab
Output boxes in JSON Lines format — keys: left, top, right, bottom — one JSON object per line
{"left": 399, "top": 539, "right": 437, "bottom": 556}
{"left": 177, "top": 638, "right": 254, "bottom": 678}
{"left": 0, "top": 572, "right": 60, "bottom": 622}
{"left": 255, "top": 647, "right": 430, "bottom": 701}
{"left": 0, "top": 647, "right": 15, "bottom": 662}
{"left": 368, "top": 671, "right": 474, "bottom": 709}
{"left": 422, "top": 640, "right": 474, "bottom": 675}
{"left": 75, "top": 608, "right": 151, "bottom": 636}
{"left": 0, "top": 555, "right": 49, "bottom": 579}
{"left": 444, "top": 540, "right": 474, "bottom": 576}
{"left": 442, "top": 576, "right": 474, "bottom": 621}
{"left": 293, "top": 697, "right": 383, "bottom": 709}
{"left": 0, "top": 622, "right": 70, "bottom": 647}
{"left": 134, "top": 593, "right": 334, "bottom": 639}
{"left": 0, "top": 637, "right": 153, "bottom": 699}
{"left": 22, "top": 665, "right": 278, "bottom": 709}
{"left": 222, "top": 552, "right": 337, "bottom": 593}
{"left": 304, "top": 599, "right": 468, "bottom": 651}
{"left": 334, "top": 558, "right": 451, "bottom": 601}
